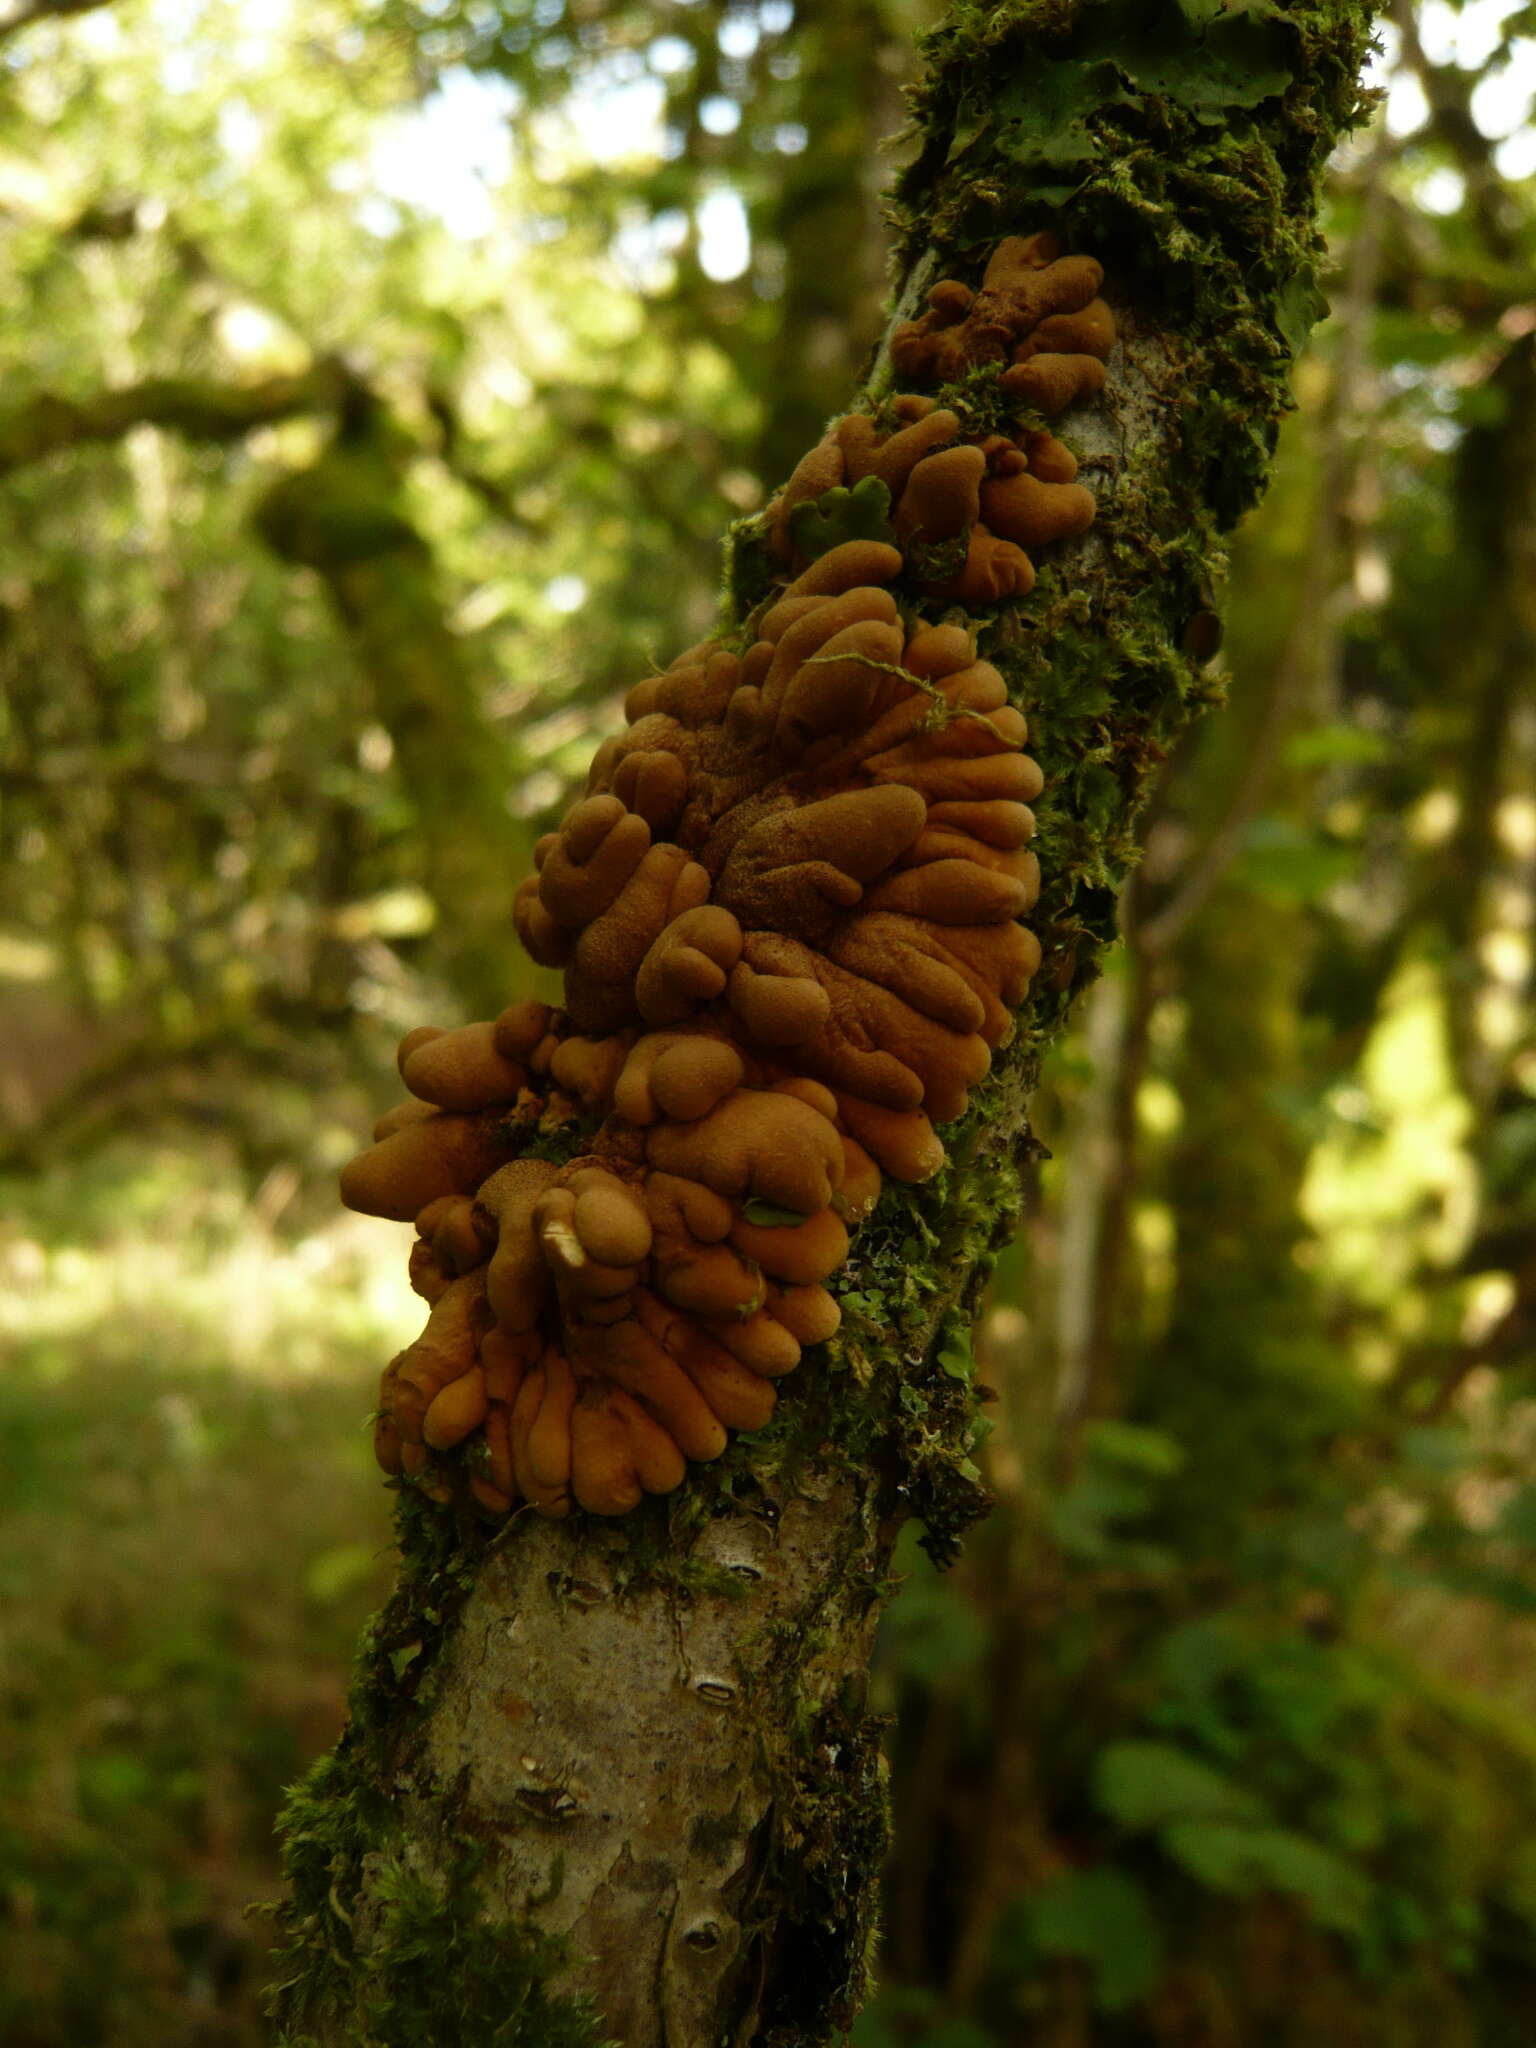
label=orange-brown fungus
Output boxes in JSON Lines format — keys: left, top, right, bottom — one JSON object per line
{"left": 768, "top": 239, "right": 1111, "bottom": 604}
{"left": 342, "top": 229, "right": 1113, "bottom": 1516}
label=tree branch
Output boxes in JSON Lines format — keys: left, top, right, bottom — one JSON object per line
{"left": 0, "top": 361, "right": 348, "bottom": 477}
{"left": 253, "top": 380, "right": 535, "bottom": 1015}
{"left": 1136, "top": 121, "right": 1392, "bottom": 960}
{"left": 0, "top": 0, "right": 113, "bottom": 45}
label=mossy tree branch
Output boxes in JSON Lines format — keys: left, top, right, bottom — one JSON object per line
{"left": 254, "top": 379, "right": 533, "bottom": 1015}
{"left": 751, "top": 0, "right": 904, "bottom": 490}
{"left": 0, "top": 362, "right": 349, "bottom": 475}
{"left": 265, "top": 5, "right": 1380, "bottom": 2044}
{"left": 0, "top": 360, "right": 530, "bottom": 1012}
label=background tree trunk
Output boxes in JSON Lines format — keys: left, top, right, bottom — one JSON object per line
{"left": 750, "top": 0, "right": 914, "bottom": 492}
{"left": 254, "top": 380, "right": 534, "bottom": 1019}
{"left": 266, "top": 5, "right": 1380, "bottom": 2042}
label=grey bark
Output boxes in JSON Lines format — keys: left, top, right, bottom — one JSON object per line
{"left": 413, "top": 1483, "right": 873, "bottom": 2043}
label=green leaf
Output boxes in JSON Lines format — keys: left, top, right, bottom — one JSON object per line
{"left": 1083, "top": 1420, "right": 1185, "bottom": 1477}
{"left": 741, "top": 1198, "right": 812, "bottom": 1228}
{"left": 1274, "top": 270, "right": 1329, "bottom": 358}
{"left": 1095, "top": 1742, "right": 1370, "bottom": 1937}
{"left": 78, "top": 1752, "right": 153, "bottom": 1810}
{"left": 996, "top": 1867, "right": 1164, "bottom": 2011}
{"left": 881, "top": 1537, "right": 988, "bottom": 1686}
{"left": 852, "top": 1987, "right": 997, "bottom": 2048}
{"left": 1282, "top": 723, "right": 1395, "bottom": 770}
{"left": 1094, "top": 1740, "right": 1262, "bottom": 1830}
{"left": 1154, "top": 1614, "right": 1248, "bottom": 1699}
{"left": 1234, "top": 815, "right": 1356, "bottom": 900}
{"left": 389, "top": 1641, "right": 423, "bottom": 1680}
{"left": 1146, "top": 0, "right": 1294, "bottom": 99}
{"left": 1162, "top": 1821, "right": 1369, "bottom": 1932}
{"left": 938, "top": 1331, "right": 974, "bottom": 1379}
{"left": 787, "top": 474, "right": 894, "bottom": 560}
{"left": 1046, "top": 1423, "right": 1183, "bottom": 1562}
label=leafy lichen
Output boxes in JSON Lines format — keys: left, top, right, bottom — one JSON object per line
{"left": 787, "top": 474, "right": 897, "bottom": 559}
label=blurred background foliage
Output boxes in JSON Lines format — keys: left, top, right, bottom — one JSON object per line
{"left": 1, "top": 0, "right": 1535, "bottom": 2041}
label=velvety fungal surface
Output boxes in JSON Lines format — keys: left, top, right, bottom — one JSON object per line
{"left": 339, "top": 232, "right": 1114, "bottom": 1523}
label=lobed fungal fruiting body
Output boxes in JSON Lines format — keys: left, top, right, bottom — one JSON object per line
{"left": 343, "top": 230, "right": 1115, "bottom": 1518}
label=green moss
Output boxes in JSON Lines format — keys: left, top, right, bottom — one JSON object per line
{"left": 265, "top": 1493, "right": 609, "bottom": 2047}
{"left": 270, "top": 1821, "right": 609, "bottom": 2048}
{"left": 891, "top": 0, "right": 1377, "bottom": 523}
{"left": 752, "top": 1705, "right": 892, "bottom": 2045}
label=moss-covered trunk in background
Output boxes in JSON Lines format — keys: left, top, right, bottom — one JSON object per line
{"left": 255, "top": 382, "right": 533, "bottom": 1018}
{"left": 751, "top": 0, "right": 913, "bottom": 491}
{"left": 1384, "top": 331, "right": 1536, "bottom": 1421}
{"left": 264, "top": 5, "right": 1378, "bottom": 2042}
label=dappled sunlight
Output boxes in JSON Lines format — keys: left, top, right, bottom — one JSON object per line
{"left": 1, "top": 1162, "right": 421, "bottom": 1383}
{"left": 1304, "top": 963, "right": 1478, "bottom": 1304}
{"left": 0, "top": 1169, "right": 400, "bottom": 2047}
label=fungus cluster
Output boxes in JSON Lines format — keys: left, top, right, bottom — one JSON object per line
{"left": 341, "top": 231, "right": 1114, "bottom": 1518}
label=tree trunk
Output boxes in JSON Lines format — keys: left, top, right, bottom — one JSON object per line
{"left": 254, "top": 381, "right": 535, "bottom": 1016}
{"left": 266, "top": 5, "right": 1379, "bottom": 2042}
{"left": 751, "top": 0, "right": 912, "bottom": 492}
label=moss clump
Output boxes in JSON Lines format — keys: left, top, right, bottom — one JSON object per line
{"left": 751, "top": 1701, "right": 892, "bottom": 2046}
{"left": 270, "top": 1818, "right": 609, "bottom": 2048}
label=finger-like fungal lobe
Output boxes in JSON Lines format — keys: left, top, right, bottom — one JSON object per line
{"left": 343, "top": 230, "right": 1113, "bottom": 1518}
